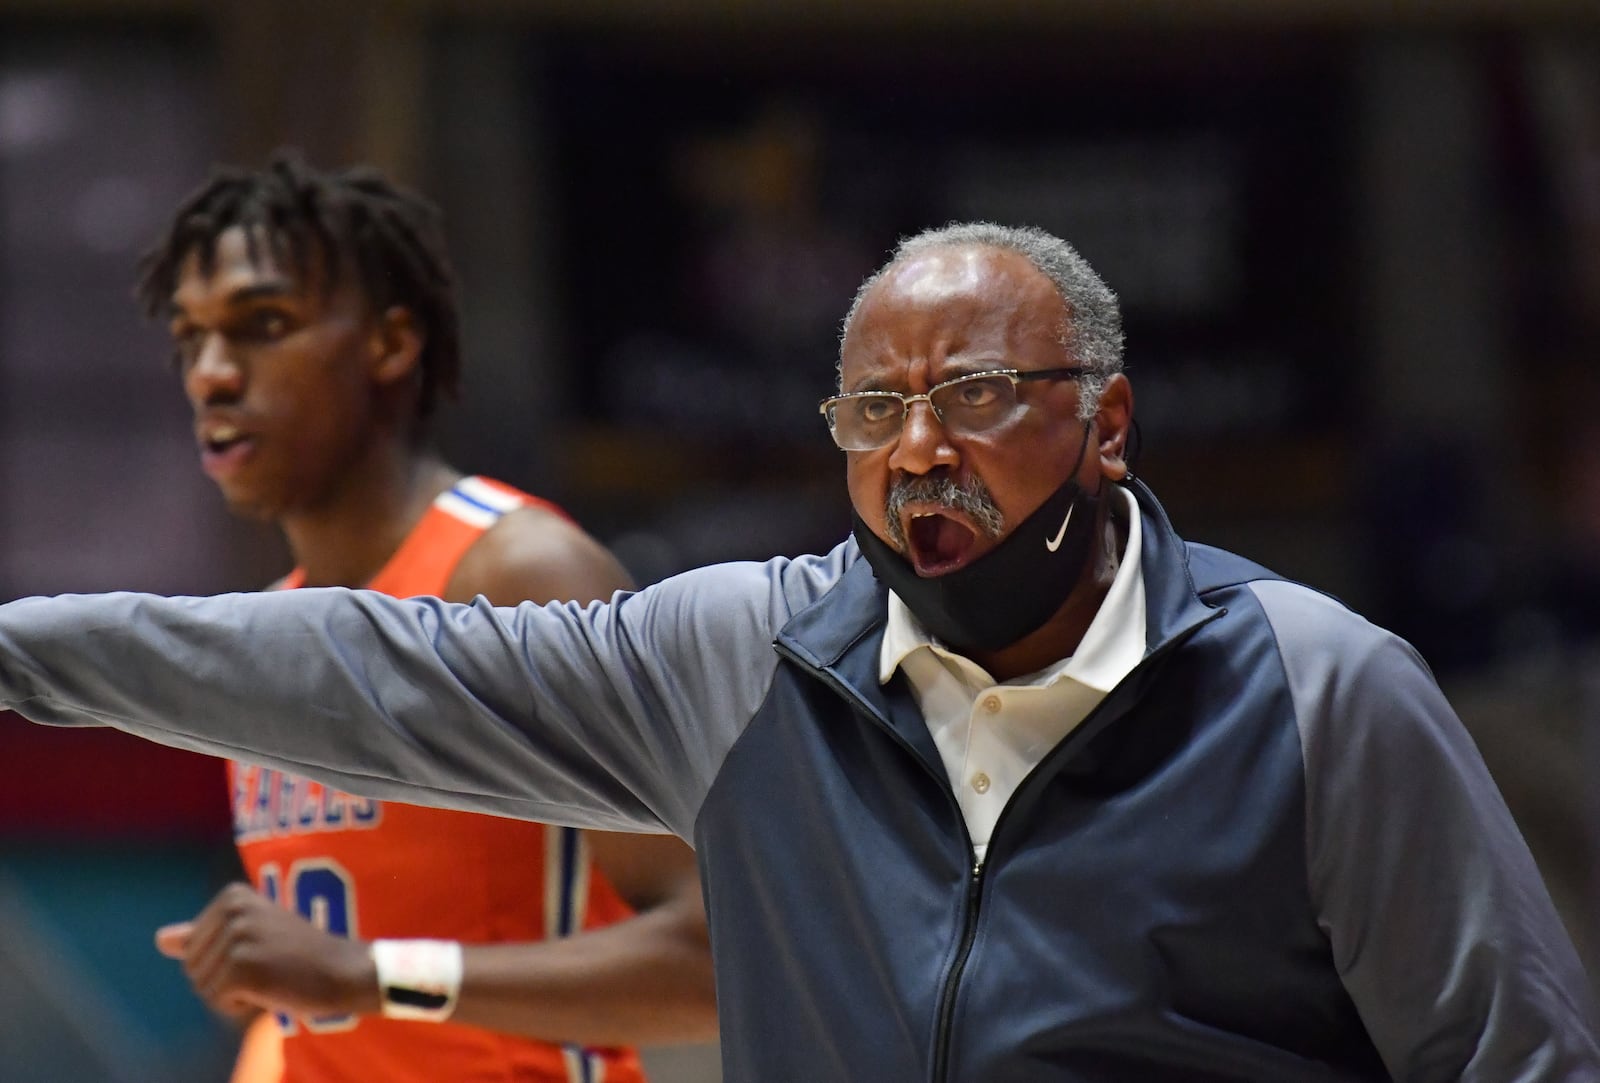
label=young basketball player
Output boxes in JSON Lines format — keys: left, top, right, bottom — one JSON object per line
{"left": 137, "top": 154, "right": 716, "bottom": 1082}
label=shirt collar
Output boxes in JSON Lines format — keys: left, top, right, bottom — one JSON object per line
{"left": 879, "top": 484, "right": 1147, "bottom": 690}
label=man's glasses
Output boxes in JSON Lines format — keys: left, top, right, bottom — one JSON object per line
{"left": 819, "top": 367, "right": 1085, "bottom": 451}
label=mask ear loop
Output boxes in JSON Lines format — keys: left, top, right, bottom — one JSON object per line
{"left": 1122, "top": 418, "right": 1144, "bottom": 482}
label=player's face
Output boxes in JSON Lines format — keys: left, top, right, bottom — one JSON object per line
{"left": 168, "top": 226, "right": 381, "bottom": 520}
{"left": 839, "top": 245, "right": 1098, "bottom": 576}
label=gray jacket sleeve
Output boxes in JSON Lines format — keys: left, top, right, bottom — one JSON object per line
{"left": 1253, "top": 579, "right": 1600, "bottom": 1080}
{"left": 0, "top": 545, "right": 854, "bottom": 840}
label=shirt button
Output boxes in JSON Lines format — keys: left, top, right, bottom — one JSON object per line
{"left": 971, "top": 772, "right": 991, "bottom": 794}
{"left": 981, "top": 695, "right": 1001, "bottom": 713}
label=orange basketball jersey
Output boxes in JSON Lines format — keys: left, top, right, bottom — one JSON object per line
{"left": 229, "top": 476, "right": 646, "bottom": 1083}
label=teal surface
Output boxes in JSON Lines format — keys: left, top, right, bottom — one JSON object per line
{"left": 0, "top": 841, "right": 240, "bottom": 1080}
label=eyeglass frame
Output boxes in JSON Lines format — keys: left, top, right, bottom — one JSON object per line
{"left": 818, "top": 366, "right": 1087, "bottom": 451}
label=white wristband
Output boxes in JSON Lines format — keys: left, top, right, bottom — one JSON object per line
{"left": 371, "top": 939, "right": 463, "bottom": 1023}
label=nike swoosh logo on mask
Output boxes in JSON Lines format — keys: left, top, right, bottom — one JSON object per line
{"left": 1045, "top": 506, "right": 1073, "bottom": 552}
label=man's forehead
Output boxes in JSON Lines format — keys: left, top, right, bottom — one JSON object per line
{"left": 172, "top": 225, "right": 326, "bottom": 303}
{"left": 847, "top": 245, "right": 1059, "bottom": 343}
{"left": 860, "top": 246, "right": 1050, "bottom": 316}
{"left": 883, "top": 245, "right": 994, "bottom": 300}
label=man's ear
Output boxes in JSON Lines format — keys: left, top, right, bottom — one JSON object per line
{"left": 1094, "top": 373, "right": 1133, "bottom": 481}
{"left": 369, "top": 305, "right": 425, "bottom": 389}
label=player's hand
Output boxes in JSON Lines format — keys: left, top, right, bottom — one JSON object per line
{"left": 154, "top": 882, "right": 379, "bottom": 1020}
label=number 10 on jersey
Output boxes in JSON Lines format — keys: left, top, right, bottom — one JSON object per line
{"left": 259, "top": 859, "right": 361, "bottom": 1034}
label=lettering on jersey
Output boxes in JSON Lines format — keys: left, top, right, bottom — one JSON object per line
{"left": 232, "top": 765, "right": 382, "bottom": 843}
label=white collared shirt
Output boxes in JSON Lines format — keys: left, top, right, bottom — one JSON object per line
{"left": 879, "top": 484, "right": 1147, "bottom": 864}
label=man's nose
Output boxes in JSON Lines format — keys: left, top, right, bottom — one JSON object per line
{"left": 184, "top": 334, "right": 243, "bottom": 403}
{"left": 887, "top": 399, "right": 958, "bottom": 475}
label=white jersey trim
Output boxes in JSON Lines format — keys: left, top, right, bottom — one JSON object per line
{"left": 456, "top": 475, "right": 526, "bottom": 514}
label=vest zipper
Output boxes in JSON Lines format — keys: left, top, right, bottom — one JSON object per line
{"left": 773, "top": 643, "right": 986, "bottom": 1082}
{"left": 931, "top": 859, "right": 985, "bottom": 1083}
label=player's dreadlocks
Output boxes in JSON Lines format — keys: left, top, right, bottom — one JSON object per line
{"left": 136, "top": 150, "right": 461, "bottom": 421}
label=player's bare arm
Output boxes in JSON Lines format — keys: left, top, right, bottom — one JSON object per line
{"left": 447, "top": 831, "right": 715, "bottom": 1045}
{"left": 157, "top": 834, "right": 716, "bottom": 1045}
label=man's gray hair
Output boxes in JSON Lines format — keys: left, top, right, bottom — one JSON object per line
{"left": 839, "top": 222, "right": 1124, "bottom": 419}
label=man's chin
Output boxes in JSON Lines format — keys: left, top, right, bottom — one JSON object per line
{"left": 216, "top": 488, "right": 282, "bottom": 523}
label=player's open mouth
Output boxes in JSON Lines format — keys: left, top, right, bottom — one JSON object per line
{"left": 202, "top": 423, "right": 246, "bottom": 451}
{"left": 198, "top": 425, "right": 256, "bottom": 478}
{"left": 907, "top": 512, "right": 979, "bottom": 576}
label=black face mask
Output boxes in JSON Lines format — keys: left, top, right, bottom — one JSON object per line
{"left": 852, "top": 425, "right": 1103, "bottom": 654}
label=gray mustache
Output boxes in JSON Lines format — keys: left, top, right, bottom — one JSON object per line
{"left": 884, "top": 474, "right": 1005, "bottom": 551}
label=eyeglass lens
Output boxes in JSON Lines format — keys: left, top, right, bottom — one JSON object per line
{"left": 828, "top": 374, "right": 1023, "bottom": 449}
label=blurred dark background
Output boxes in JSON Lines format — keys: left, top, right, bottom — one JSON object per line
{"left": 1, "top": 2, "right": 1598, "bottom": 1079}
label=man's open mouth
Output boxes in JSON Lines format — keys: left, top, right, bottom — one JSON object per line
{"left": 202, "top": 423, "right": 250, "bottom": 455}
{"left": 907, "top": 512, "right": 980, "bottom": 576}
{"left": 197, "top": 422, "right": 258, "bottom": 479}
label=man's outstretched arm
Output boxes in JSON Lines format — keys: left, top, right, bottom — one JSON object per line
{"left": 0, "top": 587, "right": 659, "bottom": 830}
{"left": 0, "top": 553, "right": 818, "bottom": 839}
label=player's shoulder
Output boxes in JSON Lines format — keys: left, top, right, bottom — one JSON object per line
{"left": 447, "top": 500, "right": 633, "bottom": 608}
